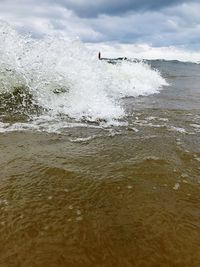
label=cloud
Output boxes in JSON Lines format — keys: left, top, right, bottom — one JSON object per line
{"left": 84, "top": 2, "right": 200, "bottom": 48}
{"left": 0, "top": 0, "right": 200, "bottom": 51}
{"left": 42, "top": 0, "right": 200, "bottom": 17}
{"left": 0, "top": 1, "right": 103, "bottom": 41}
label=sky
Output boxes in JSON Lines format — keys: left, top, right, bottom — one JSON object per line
{"left": 0, "top": 0, "right": 200, "bottom": 60}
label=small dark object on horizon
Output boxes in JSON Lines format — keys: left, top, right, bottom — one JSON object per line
{"left": 98, "top": 51, "right": 127, "bottom": 61}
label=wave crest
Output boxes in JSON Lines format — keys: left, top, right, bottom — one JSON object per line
{"left": 0, "top": 21, "right": 167, "bottom": 124}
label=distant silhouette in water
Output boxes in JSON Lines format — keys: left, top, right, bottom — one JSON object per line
{"left": 98, "top": 51, "right": 127, "bottom": 61}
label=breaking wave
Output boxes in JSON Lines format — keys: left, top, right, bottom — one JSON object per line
{"left": 0, "top": 21, "right": 167, "bottom": 131}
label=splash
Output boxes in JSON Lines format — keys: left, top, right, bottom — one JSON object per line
{"left": 0, "top": 21, "right": 167, "bottom": 131}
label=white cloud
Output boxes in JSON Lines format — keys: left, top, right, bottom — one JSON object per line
{"left": 0, "top": 0, "right": 200, "bottom": 55}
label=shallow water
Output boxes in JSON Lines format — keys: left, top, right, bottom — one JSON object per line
{"left": 0, "top": 124, "right": 200, "bottom": 266}
{"left": 0, "top": 24, "right": 200, "bottom": 266}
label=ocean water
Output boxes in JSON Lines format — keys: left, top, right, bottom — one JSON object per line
{"left": 0, "top": 22, "right": 200, "bottom": 266}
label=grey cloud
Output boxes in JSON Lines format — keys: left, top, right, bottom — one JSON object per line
{"left": 83, "top": 2, "right": 200, "bottom": 48}
{"left": 0, "top": 0, "right": 200, "bottom": 50}
{"left": 47, "top": 0, "right": 199, "bottom": 17}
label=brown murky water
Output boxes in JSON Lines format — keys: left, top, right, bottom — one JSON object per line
{"left": 0, "top": 117, "right": 200, "bottom": 267}
{"left": 0, "top": 60, "right": 200, "bottom": 266}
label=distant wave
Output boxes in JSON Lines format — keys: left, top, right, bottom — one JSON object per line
{"left": 87, "top": 43, "right": 200, "bottom": 64}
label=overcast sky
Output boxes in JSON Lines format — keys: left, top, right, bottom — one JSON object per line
{"left": 0, "top": 0, "right": 200, "bottom": 52}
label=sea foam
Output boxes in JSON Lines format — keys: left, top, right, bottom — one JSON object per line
{"left": 0, "top": 21, "right": 167, "bottom": 130}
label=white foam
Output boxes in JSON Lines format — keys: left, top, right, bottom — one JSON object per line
{"left": 169, "top": 126, "right": 187, "bottom": 133}
{"left": 0, "top": 21, "right": 167, "bottom": 129}
{"left": 70, "top": 135, "right": 99, "bottom": 143}
{"left": 173, "top": 183, "right": 180, "bottom": 190}
{"left": 190, "top": 124, "right": 200, "bottom": 129}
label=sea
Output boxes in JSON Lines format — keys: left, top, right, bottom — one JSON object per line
{"left": 0, "top": 22, "right": 200, "bottom": 267}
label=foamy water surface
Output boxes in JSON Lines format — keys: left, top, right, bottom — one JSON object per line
{"left": 0, "top": 21, "right": 167, "bottom": 132}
